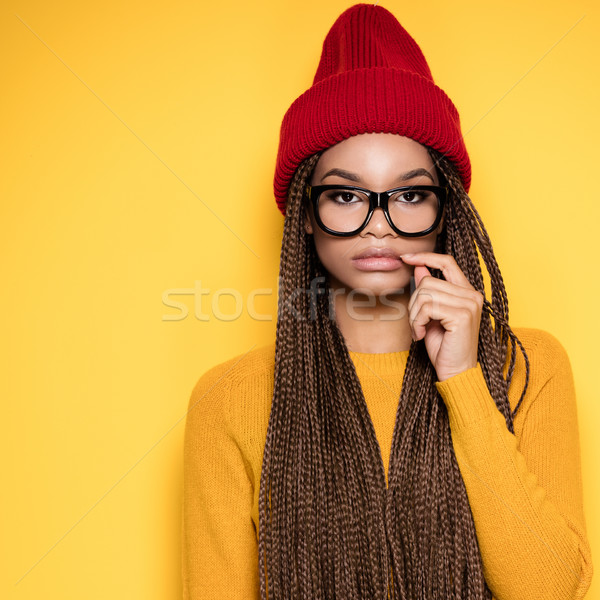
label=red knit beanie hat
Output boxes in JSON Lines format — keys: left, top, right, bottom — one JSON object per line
{"left": 273, "top": 3, "right": 470, "bottom": 216}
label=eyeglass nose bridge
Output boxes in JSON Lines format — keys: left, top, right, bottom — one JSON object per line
{"left": 364, "top": 190, "right": 394, "bottom": 229}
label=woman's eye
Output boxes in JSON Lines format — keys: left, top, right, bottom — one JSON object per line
{"left": 334, "top": 191, "right": 359, "bottom": 203}
{"left": 392, "top": 190, "right": 426, "bottom": 204}
{"left": 401, "top": 192, "right": 420, "bottom": 202}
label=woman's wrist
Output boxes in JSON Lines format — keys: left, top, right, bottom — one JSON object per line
{"left": 435, "top": 363, "right": 496, "bottom": 429}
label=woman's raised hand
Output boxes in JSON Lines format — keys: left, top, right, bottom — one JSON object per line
{"left": 400, "top": 252, "right": 483, "bottom": 382}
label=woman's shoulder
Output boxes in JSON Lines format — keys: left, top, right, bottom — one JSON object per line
{"left": 186, "top": 341, "right": 277, "bottom": 428}
{"left": 185, "top": 342, "right": 276, "bottom": 466}
{"left": 190, "top": 341, "right": 276, "bottom": 398}
{"left": 510, "top": 327, "right": 571, "bottom": 373}
{"left": 507, "top": 327, "right": 574, "bottom": 418}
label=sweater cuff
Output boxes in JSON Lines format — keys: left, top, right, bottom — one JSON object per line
{"left": 435, "top": 363, "right": 495, "bottom": 429}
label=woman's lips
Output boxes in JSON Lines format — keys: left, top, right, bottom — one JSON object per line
{"left": 351, "top": 248, "right": 404, "bottom": 271}
{"left": 351, "top": 256, "right": 404, "bottom": 271}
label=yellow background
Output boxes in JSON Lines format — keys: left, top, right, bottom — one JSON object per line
{"left": 1, "top": 0, "right": 598, "bottom": 598}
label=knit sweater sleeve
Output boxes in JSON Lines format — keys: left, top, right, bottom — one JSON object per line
{"left": 182, "top": 359, "right": 260, "bottom": 600}
{"left": 435, "top": 330, "right": 593, "bottom": 600}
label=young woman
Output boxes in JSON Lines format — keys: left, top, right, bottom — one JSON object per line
{"left": 182, "top": 5, "right": 593, "bottom": 599}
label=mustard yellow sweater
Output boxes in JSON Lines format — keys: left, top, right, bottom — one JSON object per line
{"left": 182, "top": 328, "right": 593, "bottom": 599}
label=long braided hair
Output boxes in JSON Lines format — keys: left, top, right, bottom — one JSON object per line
{"left": 258, "top": 146, "right": 530, "bottom": 599}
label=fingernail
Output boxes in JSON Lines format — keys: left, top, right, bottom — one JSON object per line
{"left": 402, "top": 253, "right": 414, "bottom": 258}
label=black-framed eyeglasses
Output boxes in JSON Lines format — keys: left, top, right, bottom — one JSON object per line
{"left": 305, "top": 184, "right": 447, "bottom": 237}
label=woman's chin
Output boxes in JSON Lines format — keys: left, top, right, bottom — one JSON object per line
{"left": 332, "top": 272, "right": 413, "bottom": 297}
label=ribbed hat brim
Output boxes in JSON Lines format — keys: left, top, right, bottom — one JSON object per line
{"left": 273, "top": 67, "right": 470, "bottom": 215}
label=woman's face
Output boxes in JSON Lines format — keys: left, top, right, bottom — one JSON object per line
{"left": 305, "top": 133, "right": 443, "bottom": 297}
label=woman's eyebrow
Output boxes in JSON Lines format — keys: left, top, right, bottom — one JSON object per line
{"left": 321, "top": 167, "right": 435, "bottom": 183}
{"left": 321, "top": 168, "right": 361, "bottom": 182}
{"left": 398, "top": 168, "right": 435, "bottom": 182}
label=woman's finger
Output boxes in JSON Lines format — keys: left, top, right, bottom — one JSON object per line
{"left": 409, "top": 296, "right": 481, "bottom": 340}
{"left": 401, "top": 252, "right": 472, "bottom": 288}
{"left": 409, "top": 286, "right": 483, "bottom": 319}
{"left": 408, "top": 274, "right": 484, "bottom": 314}
{"left": 412, "top": 264, "right": 431, "bottom": 290}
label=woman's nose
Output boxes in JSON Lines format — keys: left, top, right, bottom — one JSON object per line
{"left": 363, "top": 206, "right": 395, "bottom": 237}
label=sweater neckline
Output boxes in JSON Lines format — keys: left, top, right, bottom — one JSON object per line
{"left": 348, "top": 348, "right": 410, "bottom": 378}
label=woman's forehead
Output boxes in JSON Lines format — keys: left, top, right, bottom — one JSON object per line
{"left": 313, "top": 134, "right": 438, "bottom": 185}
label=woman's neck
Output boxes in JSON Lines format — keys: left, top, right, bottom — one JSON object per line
{"left": 330, "top": 287, "right": 413, "bottom": 354}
